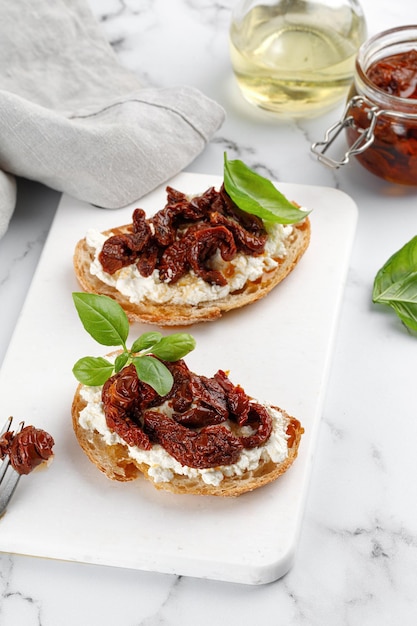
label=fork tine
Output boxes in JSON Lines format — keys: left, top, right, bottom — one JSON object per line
{"left": 0, "top": 416, "right": 13, "bottom": 483}
{"left": 0, "top": 454, "right": 10, "bottom": 482}
{"left": 0, "top": 466, "right": 21, "bottom": 517}
{"left": 0, "top": 416, "right": 13, "bottom": 438}
{"left": 0, "top": 417, "right": 23, "bottom": 517}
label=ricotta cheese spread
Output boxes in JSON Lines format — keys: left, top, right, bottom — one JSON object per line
{"left": 86, "top": 221, "right": 293, "bottom": 306}
{"left": 78, "top": 385, "right": 291, "bottom": 487}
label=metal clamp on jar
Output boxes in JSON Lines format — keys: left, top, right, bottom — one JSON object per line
{"left": 312, "top": 25, "right": 417, "bottom": 185}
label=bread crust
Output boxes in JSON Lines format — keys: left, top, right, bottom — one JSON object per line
{"left": 71, "top": 384, "right": 304, "bottom": 497}
{"left": 73, "top": 218, "right": 310, "bottom": 326}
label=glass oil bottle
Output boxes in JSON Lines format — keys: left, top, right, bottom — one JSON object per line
{"left": 229, "top": 0, "right": 367, "bottom": 117}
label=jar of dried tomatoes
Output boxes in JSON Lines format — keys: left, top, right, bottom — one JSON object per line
{"left": 312, "top": 25, "right": 417, "bottom": 185}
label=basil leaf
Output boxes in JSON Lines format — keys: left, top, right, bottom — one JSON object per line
{"left": 373, "top": 236, "right": 417, "bottom": 332}
{"left": 114, "top": 352, "right": 129, "bottom": 373}
{"left": 133, "top": 356, "right": 174, "bottom": 396}
{"left": 72, "top": 292, "right": 129, "bottom": 347}
{"left": 72, "top": 356, "right": 114, "bottom": 386}
{"left": 150, "top": 333, "right": 196, "bottom": 361}
{"left": 131, "top": 331, "right": 163, "bottom": 354}
{"left": 389, "top": 300, "right": 417, "bottom": 332}
{"left": 223, "top": 153, "right": 310, "bottom": 224}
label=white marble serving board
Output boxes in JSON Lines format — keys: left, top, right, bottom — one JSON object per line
{"left": 0, "top": 172, "right": 357, "bottom": 585}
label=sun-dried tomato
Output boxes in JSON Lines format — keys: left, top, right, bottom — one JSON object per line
{"left": 98, "top": 234, "right": 137, "bottom": 274}
{"left": 0, "top": 431, "right": 14, "bottom": 460}
{"left": 215, "top": 186, "right": 267, "bottom": 253}
{"left": 150, "top": 187, "right": 216, "bottom": 247}
{"left": 346, "top": 48, "right": 417, "bottom": 185}
{"left": 100, "top": 359, "right": 274, "bottom": 466}
{"left": 218, "top": 185, "right": 265, "bottom": 234}
{"left": 143, "top": 410, "right": 243, "bottom": 468}
{"left": 172, "top": 405, "right": 226, "bottom": 428}
{"left": 0, "top": 426, "right": 55, "bottom": 475}
{"left": 99, "top": 209, "right": 151, "bottom": 274}
{"left": 186, "top": 186, "right": 219, "bottom": 217}
{"left": 367, "top": 49, "right": 417, "bottom": 98}
{"left": 172, "top": 373, "right": 229, "bottom": 427}
{"left": 166, "top": 186, "right": 187, "bottom": 204}
{"left": 132, "top": 209, "right": 152, "bottom": 240}
{"left": 188, "top": 225, "right": 237, "bottom": 286}
{"left": 158, "top": 237, "right": 190, "bottom": 283}
{"left": 214, "top": 369, "right": 250, "bottom": 423}
{"left": 136, "top": 240, "right": 160, "bottom": 277}
{"left": 150, "top": 205, "right": 179, "bottom": 248}
{"left": 97, "top": 184, "right": 267, "bottom": 285}
{"left": 189, "top": 374, "right": 229, "bottom": 420}
{"left": 238, "top": 402, "right": 273, "bottom": 449}
{"left": 210, "top": 212, "right": 266, "bottom": 255}
{"left": 102, "top": 365, "right": 152, "bottom": 450}
{"left": 161, "top": 360, "right": 194, "bottom": 412}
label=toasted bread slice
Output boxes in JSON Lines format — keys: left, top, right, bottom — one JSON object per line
{"left": 71, "top": 384, "right": 303, "bottom": 497}
{"left": 73, "top": 218, "right": 310, "bottom": 326}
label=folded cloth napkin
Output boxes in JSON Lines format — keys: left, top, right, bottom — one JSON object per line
{"left": 0, "top": 0, "right": 225, "bottom": 238}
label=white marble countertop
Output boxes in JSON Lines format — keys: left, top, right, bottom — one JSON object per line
{"left": 1, "top": 0, "right": 417, "bottom": 624}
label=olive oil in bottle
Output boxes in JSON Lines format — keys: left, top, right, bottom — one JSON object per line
{"left": 229, "top": 0, "right": 366, "bottom": 117}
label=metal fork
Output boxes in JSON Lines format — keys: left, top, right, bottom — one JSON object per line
{"left": 0, "top": 416, "right": 23, "bottom": 517}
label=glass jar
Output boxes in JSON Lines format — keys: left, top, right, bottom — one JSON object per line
{"left": 229, "top": 0, "right": 367, "bottom": 117}
{"left": 312, "top": 25, "right": 417, "bottom": 185}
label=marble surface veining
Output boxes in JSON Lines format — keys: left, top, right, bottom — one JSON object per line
{"left": 1, "top": 1, "right": 417, "bottom": 624}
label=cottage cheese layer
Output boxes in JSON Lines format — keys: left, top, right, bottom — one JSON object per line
{"left": 78, "top": 385, "right": 291, "bottom": 487}
{"left": 86, "top": 222, "right": 293, "bottom": 306}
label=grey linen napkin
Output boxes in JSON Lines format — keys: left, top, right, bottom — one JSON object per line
{"left": 0, "top": 0, "right": 225, "bottom": 238}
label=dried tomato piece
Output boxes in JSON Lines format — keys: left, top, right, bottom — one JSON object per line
{"left": 99, "top": 234, "right": 137, "bottom": 274}
{"left": 190, "top": 374, "right": 229, "bottom": 419}
{"left": 98, "top": 209, "right": 151, "bottom": 274}
{"left": 102, "top": 365, "right": 153, "bottom": 450}
{"left": 219, "top": 186, "right": 266, "bottom": 236}
{"left": 150, "top": 206, "right": 179, "bottom": 247}
{"left": 213, "top": 369, "right": 250, "bottom": 423}
{"left": 4, "top": 426, "right": 55, "bottom": 475}
{"left": 158, "top": 238, "right": 190, "bottom": 283}
{"left": 162, "top": 360, "right": 194, "bottom": 412}
{"left": 99, "top": 357, "right": 274, "bottom": 465}
{"left": 368, "top": 50, "right": 417, "bottom": 98}
{"left": 104, "top": 404, "right": 151, "bottom": 449}
{"left": 173, "top": 405, "right": 226, "bottom": 427}
{"left": 210, "top": 211, "right": 266, "bottom": 255}
{"left": 188, "top": 225, "right": 237, "bottom": 286}
{"left": 0, "top": 430, "right": 14, "bottom": 460}
{"left": 143, "top": 411, "right": 243, "bottom": 468}
{"left": 98, "top": 183, "right": 271, "bottom": 285}
{"left": 165, "top": 185, "right": 218, "bottom": 220}
{"left": 166, "top": 186, "right": 187, "bottom": 204}
{"left": 150, "top": 187, "right": 211, "bottom": 247}
{"left": 239, "top": 402, "right": 273, "bottom": 449}
{"left": 185, "top": 186, "right": 219, "bottom": 219}
{"left": 102, "top": 365, "right": 140, "bottom": 409}
{"left": 136, "top": 240, "right": 160, "bottom": 277}
{"left": 132, "top": 209, "right": 150, "bottom": 238}
{"left": 169, "top": 370, "right": 229, "bottom": 427}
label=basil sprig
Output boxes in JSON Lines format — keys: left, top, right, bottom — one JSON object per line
{"left": 223, "top": 153, "right": 310, "bottom": 224}
{"left": 373, "top": 235, "right": 417, "bottom": 332}
{"left": 72, "top": 292, "right": 196, "bottom": 395}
